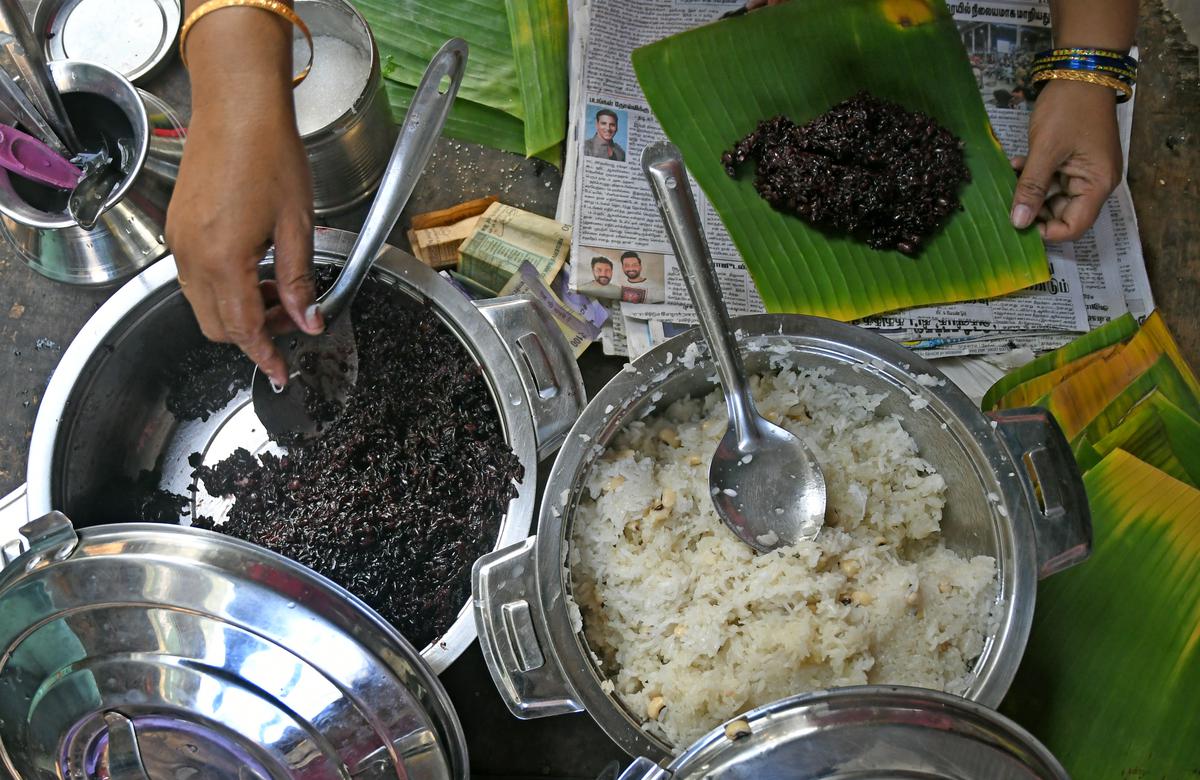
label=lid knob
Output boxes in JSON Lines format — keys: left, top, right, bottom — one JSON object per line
{"left": 103, "top": 712, "right": 151, "bottom": 780}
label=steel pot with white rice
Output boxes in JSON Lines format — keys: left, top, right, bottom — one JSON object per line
{"left": 472, "top": 314, "right": 1091, "bottom": 761}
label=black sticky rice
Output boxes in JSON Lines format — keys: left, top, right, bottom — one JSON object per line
{"left": 186, "top": 269, "right": 522, "bottom": 649}
{"left": 722, "top": 92, "right": 970, "bottom": 255}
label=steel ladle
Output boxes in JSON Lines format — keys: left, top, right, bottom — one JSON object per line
{"left": 252, "top": 38, "right": 468, "bottom": 441}
{"left": 642, "top": 141, "right": 827, "bottom": 552}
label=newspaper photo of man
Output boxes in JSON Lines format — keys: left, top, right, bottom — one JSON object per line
{"left": 591, "top": 255, "right": 614, "bottom": 285}
{"left": 584, "top": 106, "right": 627, "bottom": 162}
{"left": 620, "top": 251, "right": 648, "bottom": 284}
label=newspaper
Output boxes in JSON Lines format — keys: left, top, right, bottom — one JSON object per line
{"left": 562, "top": 0, "right": 1154, "bottom": 358}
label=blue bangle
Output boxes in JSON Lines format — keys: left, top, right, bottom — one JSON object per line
{"left": 1032, "top": 47, "right": 1138, "bottom": 87}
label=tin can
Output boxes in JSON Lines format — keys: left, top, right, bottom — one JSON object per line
{"left": 294, "top": 0, "right": 397, "bottom": 216}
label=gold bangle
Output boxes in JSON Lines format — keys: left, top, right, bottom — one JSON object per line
{"left": 180, "top": 0, "right": 314, "bottom": 88}
{"left": 1031, "top": 69, "right": 1132, "bottom": 103}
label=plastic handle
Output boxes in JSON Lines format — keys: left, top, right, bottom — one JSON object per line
{"left": 641, "top": 141, "right": 760, "bottom": 452}
{"left": 0, "top": 122, "right": 82, "bottom": 188}
{"left": 319, "top": 38, "right": 468, "bottom": 320}
{"left": 989, "top": 407, "right": 1093, "bottom": 579}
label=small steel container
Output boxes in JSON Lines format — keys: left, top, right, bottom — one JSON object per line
{"left": 473, "top": 315, "right": 1091, "bottom": 761}
{"left": 616, "top": 686, "right": 1068, "bottom": 779}
{"left": 0, "top": 511, "right": 468, "bottom": 779}
{"left": 0, "top": 59, "right": 184, "bottom": 285}
{"left": 294, "top": 0, "right": 397, "bottom": 216}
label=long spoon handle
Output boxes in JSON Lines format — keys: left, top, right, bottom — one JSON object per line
{"left": 642, "top": 140, "right": 760, "bottom": 450}
{"left": 0, "top": 0, "right": 81, "bottom": 151}
{"left": 318, "top": 38, "right": 468, "bottom": 320}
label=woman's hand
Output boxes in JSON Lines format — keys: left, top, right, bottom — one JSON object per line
{"left": 166, "top": 5, "right": 322, "bottom": 388}
{"left": 1009, "top": 76, "right": 1124, "bottom": 242}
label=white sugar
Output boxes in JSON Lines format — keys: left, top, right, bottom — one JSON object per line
{"left": 294, "top": 35, "right": 371, "bottom": 136}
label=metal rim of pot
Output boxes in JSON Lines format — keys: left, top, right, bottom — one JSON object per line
{"left": 615, "top": 685, "right": 1069, "bottom": 780}
{"left": 473, "top": 314, "right": 1091, "bottom": 761}
{"left": 0, "top": 511, "right": 469, "bottom": 780}
{"left": 10, "top": 226, "right": 585, "bottom": 674}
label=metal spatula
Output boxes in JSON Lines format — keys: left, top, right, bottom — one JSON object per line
{"left": 252, "top": 38, "right": 468, "bottom": 442}
{"left": 642, "top": 141, "right": 827, "bottom": 552}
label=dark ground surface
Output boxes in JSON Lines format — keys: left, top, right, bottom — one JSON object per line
{"left": 0, "top": 1, "right": 1196, "bottom": 777}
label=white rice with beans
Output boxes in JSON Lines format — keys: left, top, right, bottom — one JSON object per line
{"left": 567, "top": 365, "right": 997, "bottom": 749}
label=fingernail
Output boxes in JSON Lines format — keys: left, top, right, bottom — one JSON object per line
{"left": 1011, "top": 204, "right": 1034, "bottom": 229}
{"left": 305, "top": 304, "right": 324, "bottom": 333}
{"left": 270, "top": 379, "right": 286, "bottom": 394}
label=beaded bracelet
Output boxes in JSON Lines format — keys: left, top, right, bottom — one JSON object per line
{"left": 180, "top": 0, "right": 314, "bottom": 87}
{"left": 1030, "top": 47, "right": 1137, "bottom": 102}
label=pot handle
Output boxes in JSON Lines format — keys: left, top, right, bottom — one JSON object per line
{"left": 0, "top": 484, "right": 29, "bottom": 569}
{"left": 989, "top": 407, "right": 1092, "bottom": 579}
{"left": 471, "top": 537, "right": 584, "bottom": 718}
{"left": 474, "top": 296, "right": 587, "bottom": 460}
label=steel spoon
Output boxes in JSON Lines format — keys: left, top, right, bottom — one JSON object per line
{"left": 252, "top": 38, "right": 468, "bottom": 442}
{"left": 642, "top": 140, "right": 827, "bottom": 552}
{"left": 0, "top": 0, "right": 81, "bottom": 152}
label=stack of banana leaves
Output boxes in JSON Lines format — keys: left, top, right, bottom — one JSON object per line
{"left": 985, "top": 312, "right": 1200, "bottom": 775}
{"left": 354, "top": 0, "right": 567, "bottom": 164}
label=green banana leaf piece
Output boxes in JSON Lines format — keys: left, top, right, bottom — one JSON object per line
{"left": 631, "top": 0, "right": 1048, "bottom": 321}
{"left": 505, "top": 0, "right": 568, "bottom": 159}
{"left": 1068, "top": 355, "right": 1200, "bottom": 456}
{"left": 1002, "top": 449, "right": 1200, "bottom": 777}
{"left": 1037, "top": 312, "right": 1199, "bottom": 438}
{"left": 356, "top": 0, "right": 566, "bottom": 162}
{"left": 982, "top": 313, "right": 1139, "bottom": 410}
{"left": 381, "top": 81, "right": 560, "bottom": 165}
{"left": 1086, "top": 393, "right": 1200, "bottom": 487}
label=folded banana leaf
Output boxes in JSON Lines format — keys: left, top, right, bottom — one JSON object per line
{"left": 632, "top": 0, "right": 1048, "bottom": 320}
{"left": 1040, "top": 312, "right": 1200, "bottom": 438}
{"left": 356, "top": 0, "right": 566, "bottom": 163}
{"left": 1068, "top": 355, "right": 1200, "bottom": 456}
{"left": 995, "top": 344, "right": 1124, "bottom": 411}
{"left": 1076, "top": 393, "right": 1200, "bottom": 486}
{"left": 1002, "top": 449, "right": 1200, "bottom": 777}
{"left": 982, "top": 313, "right": 1139, "bottom": 410}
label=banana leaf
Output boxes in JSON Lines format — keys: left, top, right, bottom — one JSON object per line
{"left": 1083, "top": 394, "right": 1200, "bottom": 487}
{"left": 982, "top": 313, "right": 1139, "bottom": 410}
{"left": 1002, "top": 449, "right": 1200, "bottom": 777}
{"left": 1069, "top": 355, "right": 1200, "bottom": 456}
{"left": 1040, "top": 312, "right": 1200, "bottom": 438}
{"left": 631, "top": 0, "right": 1048, "bottom": 321}
{"left": 994, "top": 344, "right": 1123, "bottom": 411}
{"left": 356, "top": 0, "right": 567, "bottom": 162}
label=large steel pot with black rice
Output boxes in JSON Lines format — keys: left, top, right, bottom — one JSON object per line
{"left": 0, "top": 226, "right": 585, "bottom": 674}
{"left": 472, "top": 314, "right": 1091, "bottom": 761}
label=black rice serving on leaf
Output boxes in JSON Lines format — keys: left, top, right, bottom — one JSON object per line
{"left": 188, "top": 269, "right": 523, "bottom": 649}
{"left": 722, "top": 91, "right": 970, "bottom": 255}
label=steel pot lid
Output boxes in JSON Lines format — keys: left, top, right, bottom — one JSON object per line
{"left": 34, "top": 0, "right": 182, "bottom": 84}
{"left": 0, "top": 512, "right": 467, "bottom": 780}
{"left": 616, "top": 686, "right": 1067, "bottom": 780}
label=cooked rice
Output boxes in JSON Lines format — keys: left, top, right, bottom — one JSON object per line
{"left": 567, "top": 365, "right": 997, "bottom": 749}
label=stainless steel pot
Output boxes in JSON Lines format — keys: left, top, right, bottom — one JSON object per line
{"left": 473, "top": 315, "right": 1091, "bottom": 760}
{"left": 0, "top": 511, "right": 468, "bottom": 779}
{"left": 615, "top": 686, "right": 1068, "bottom": 779}
{"left": 0, "top": 59, "right": 184, "bottom": 286}
{"left": 1, "top": 226, "right": 585, "bottom": 674}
